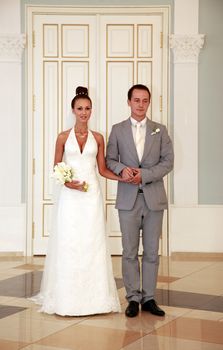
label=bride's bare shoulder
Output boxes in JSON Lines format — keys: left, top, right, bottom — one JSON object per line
{"left": 91, "top": 130, "right": 104, "bottom": 142}
{"left": 57, "top": 128, "right": 72, "bottom": 144}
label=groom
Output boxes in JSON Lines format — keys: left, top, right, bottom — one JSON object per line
{"left": 106, "top": 84, "right": 174, "bottom": 317}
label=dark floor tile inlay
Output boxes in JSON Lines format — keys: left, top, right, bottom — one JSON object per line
{"left": 0, "top": 305, "right": 27, "bottom": 319}
{"left": 0, "top": 273, "right": 123, "bottom": 299}
{"left": 0, "top": 273, "right": 223, "bottom": 313}
{"left": 200, "top": 295, "right": 223, "bottom": 313}
{"left": 0, "top": 271, "right": 42, "bottom": 298}
{"left": 115, "top": 278, "right": 124, "bottom": 289}
{"left": 155, "top": 289, "right": 223, "bottom": 313}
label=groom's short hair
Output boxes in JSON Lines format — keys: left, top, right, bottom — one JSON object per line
{"left": 128, "top": 84, "right": 151, "bottom": 101}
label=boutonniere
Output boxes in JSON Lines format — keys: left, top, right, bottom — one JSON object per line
{"left": 151, "top": 127, "right": 160, "bottom": 136}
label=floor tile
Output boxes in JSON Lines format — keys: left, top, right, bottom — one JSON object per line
{"left": 0, "top": 339, "right": 29, "bottom": 350}
{"left": 158, "top": 257, "right": 214, "bottom": 278}
{"left": 0, "top": 261, "right": 25, "bottom": 269}
{"left": 80, "top": 310, "right": 173, "bottom": 334}
{"left": 154, "top": 288, "right": 223, "bottom": 312}
{"left": 171, "top": 253, "right": 223, "bottom": 262}
{"left": 22, "top": 345, "right": 71, "bottom": 350}
{"left": 0, "top": 256, "right": 24, "bottom": 262}
{"left": 0, "top": 271, "right": 42, "bottom": 297}
{"left": 30, "top": 257, "right": 46, "bottom": 265}
{"left": 112, "top": 257, "right": 122, "bottom": 278}
{"left": 156, "top": 281, "right": 169, "bottom": 289}
{"left": 166, "top": 263, "right": 223, "bottom": 295}
{"left": 6, "top": 307, "right": 90, "bottom": 326}
{"left": 115, "top": 277, "right": 124, "bottom": 289}
{"left": 186, "top": 309, "right": 223, "bottom": 321}
{"left": 200, "top": 295, "right": 223, "bottom": 313}
{"left": 117, "top": 287, "right": 127, "bottom": 304}
{"left": 37, "top": 323, "right": 143, "bottom": 350}
{"left": 121, "top": 334, "right": 223, "bottom": 350}
{"left": 152, "top": 317, "right": 223, "bottom": 344}
{"left": 156, "top": 305, "right": 192, "bottom": 318}
{"left": 0, "top": 255, "right": 222, "bottom": 350}
{"left": 0, "top": 270, "right": 32, "bottom": 281}
{"left": 5, "top": 297, "right": 41, "bottom": 309}
{"left": 0, "top": 315, "right": 70, "bottom": 342}
{"left": 0, "top": 305, "right": 27, "bottom": 319}
{"left": 0, "top": 296, "right": 17, "bottom": 304}
{"left": 14, "top": 264, "right": 44, "bottom": 271}
{"left": 157, "top": 276, "right": 180, "bottom": 283}
{"left": 2, "top": 269, "right": 33, "bottom": 276}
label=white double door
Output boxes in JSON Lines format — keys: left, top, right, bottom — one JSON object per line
{"left": 31, "top": 7, "right": 169, "bottom": 255}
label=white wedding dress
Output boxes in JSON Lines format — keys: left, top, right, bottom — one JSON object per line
{"left": 31, "top": 128, "right": 121, "bottom": 316}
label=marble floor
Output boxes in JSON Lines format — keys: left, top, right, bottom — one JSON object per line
{"left": 0, "top": 255, "right": 223, "bottom": 350}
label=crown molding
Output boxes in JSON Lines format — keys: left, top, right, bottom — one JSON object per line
{"left": 169, "top": 34, "right": 205, "bottom": 63}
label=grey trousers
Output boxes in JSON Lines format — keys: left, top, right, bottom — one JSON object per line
{"left": 118, "top": 193, "right": 163, "bottom": 304}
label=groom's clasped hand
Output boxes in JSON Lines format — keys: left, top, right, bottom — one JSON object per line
{"left": 121, "top": 167, "right": 142, "bottom": 184}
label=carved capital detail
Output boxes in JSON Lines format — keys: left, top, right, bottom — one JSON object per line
{"left": 0, "top": 34, "right": 26, "bottom": 62}
{"left": 169, "top": 34, "right": 205, "bottom": 63}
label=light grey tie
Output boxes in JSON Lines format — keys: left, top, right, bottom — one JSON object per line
{"left": 135, "top": 122, "right": 144, "bottom": 161}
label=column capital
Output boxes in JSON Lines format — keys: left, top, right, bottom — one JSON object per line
{"left": 169, "top": 34, "right": 205, "bottom": 63}
{"left": 0, "top": 34, "right": 26, "bottom": 63}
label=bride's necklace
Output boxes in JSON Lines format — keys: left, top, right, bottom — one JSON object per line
{"left": 75, "top": 127, "right": 88, "bottom": 138}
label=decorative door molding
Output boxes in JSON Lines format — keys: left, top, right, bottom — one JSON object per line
{"left": 26, "top": 6, "right": 170, "bottom": 256}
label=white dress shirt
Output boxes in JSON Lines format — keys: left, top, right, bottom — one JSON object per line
{"left": 130, "top": 116, "right": 147, "bottom": 162}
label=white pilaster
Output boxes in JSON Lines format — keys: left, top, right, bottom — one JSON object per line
{"left": 167, "top": 0, "right": 222, "bottom": 255}
{"left": 0, "top": 0, "right": 26, "bottom": 254}
{"left": 171, "top": 0, "right": 204, "bottom": 205}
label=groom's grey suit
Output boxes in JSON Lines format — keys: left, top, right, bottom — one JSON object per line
{"left": 106, "top": 117, "right": 174, "bottom": 304}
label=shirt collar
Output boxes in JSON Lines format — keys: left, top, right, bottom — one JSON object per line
{"left": 130, "top": 116, "right": 147, "bottom": 127}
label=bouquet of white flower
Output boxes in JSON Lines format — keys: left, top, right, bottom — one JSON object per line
{"left": 53, "top": 162, "right": 74, "bottom": 184}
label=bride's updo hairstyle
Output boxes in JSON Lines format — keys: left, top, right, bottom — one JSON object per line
{"left": 71, "top": 86, "right": 92, "bottom": 108}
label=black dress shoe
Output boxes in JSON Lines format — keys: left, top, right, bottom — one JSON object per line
{"left": 125, "top": 301, "right": 139, "bottom": 317}
{"left": 141, "top": 299, "right": 165, "bottom": 316}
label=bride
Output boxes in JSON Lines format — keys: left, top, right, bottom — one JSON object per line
{"left": 31, "top": 86, "right": 128, "bottom": 316}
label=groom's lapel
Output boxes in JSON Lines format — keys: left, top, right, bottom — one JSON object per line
{"left": 121, "top": 118, "right": 139, "bottom": 161}
{"left": 141, "top": 119, "right": 156, "bottom": 162}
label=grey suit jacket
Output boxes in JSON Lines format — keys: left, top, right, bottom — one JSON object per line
{"left": 106, "top": 118, "right": 174, "bottom": 211}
